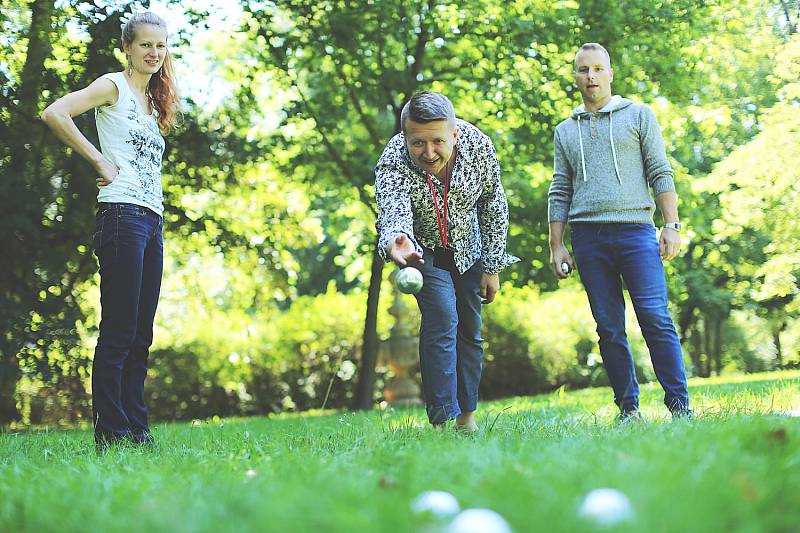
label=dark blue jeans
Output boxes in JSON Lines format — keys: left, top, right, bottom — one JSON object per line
{"left": 414, "top": 248, "right": 484, "bottom": 424}
{"left": 571, "top": 223, "right": 689, "bottom": 414}
{"left": 92, "top": 202, "right": 163, "bottom": 443}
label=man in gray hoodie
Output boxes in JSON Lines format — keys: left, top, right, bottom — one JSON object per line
{"left": 548, "top": 43, "right": 690, "bottom": 420}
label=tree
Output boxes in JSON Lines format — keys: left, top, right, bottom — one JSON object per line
{"left": 1, "top": 0, "right": 327, "bottom": 424}
{"left": 0, "top": 0, "right": 131, "bottom": 423}
{"left": 235, "top": 0, "right": 724, "bottom": 407}
{"left": 667, "top": 3, "right": 798, "bottom": 374}
{"left": 704, "top": 35, "right": 800, "bottom": 368}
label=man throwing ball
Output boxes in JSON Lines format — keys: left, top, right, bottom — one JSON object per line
{"left": 375, "top": 91, "right": 518, "bottom": 430}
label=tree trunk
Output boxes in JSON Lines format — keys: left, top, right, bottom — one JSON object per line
{"left": 713, "top": 317, "right": 723, "bottom": 375}
{"left": 703, "top": 318, "right": 712, "bottom": 377}
{"left": 0, "top": 350, "right": 21, "bottom": 425}
{"left": 17, "top": 0, "right": 55, "bottom": 121}
{"left": 773, "top": 322, "right": 785, "bottom": 369}
{"left": 694, "top": 315, "right": 710, "bottom": 378}
{"left": 689, "top": 323, "right": 702, "bottom": 377}
{"left": 353, "top": 248, "right": 385, "bottom": 410}
{"left": 1, "top": 0, "right": 56, "bottom": 425}
{"left": 351, "top": 98, "right": 408, "bottom": 410}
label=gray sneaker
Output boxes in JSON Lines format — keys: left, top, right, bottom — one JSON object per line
{"left": 671, "top": 408, "right": 693, "bottom": 420}
{"left": 618, "top": 410, "right": 644, "bottom": 424}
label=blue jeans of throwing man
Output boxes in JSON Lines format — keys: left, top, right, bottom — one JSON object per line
{"left": 414, "top": 247, "right": 484, "bottom": 425}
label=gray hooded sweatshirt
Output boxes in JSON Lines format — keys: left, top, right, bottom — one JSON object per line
{"left": 548, "top": 95, "right": 675, "bottom": 225}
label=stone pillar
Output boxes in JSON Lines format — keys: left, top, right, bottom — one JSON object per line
{"left": 382, "top": 269, "right": 422, "bottom": 406}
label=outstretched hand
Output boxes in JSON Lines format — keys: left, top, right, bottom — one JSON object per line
{"left": 387, "top": 234, "right": 424, "bottom": 268}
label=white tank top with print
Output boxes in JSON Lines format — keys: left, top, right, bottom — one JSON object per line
{"left": 95, "top": 71, "right": 165, "bottom": 216}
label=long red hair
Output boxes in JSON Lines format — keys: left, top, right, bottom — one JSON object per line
{"left": 122, "top": 12, "right": 180, "bottom": 134}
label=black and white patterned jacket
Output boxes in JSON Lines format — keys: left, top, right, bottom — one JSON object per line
{"left": 375, "top": 119, "right": 519, "bottom": 275}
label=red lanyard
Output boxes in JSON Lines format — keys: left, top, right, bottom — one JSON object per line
{"left": 426, "top": 159, "right": 451, "bottom": 249}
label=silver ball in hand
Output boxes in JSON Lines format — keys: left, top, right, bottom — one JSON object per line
{"left": 396, "top": 267, "right": 424, "bottom": 294}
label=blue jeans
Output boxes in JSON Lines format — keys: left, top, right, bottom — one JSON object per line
{"left": 414, "top": 248, "right": 484, "bottom": 424}
{"left": 92, "top": 202, "right": 163, "bottom": 443}
{"left": 571, "top": 223, "right": 689, "bottom": 413}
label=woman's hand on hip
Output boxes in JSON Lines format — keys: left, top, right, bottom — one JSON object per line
{"left": 95, "top": 158, "right": 119, "bottom": 187}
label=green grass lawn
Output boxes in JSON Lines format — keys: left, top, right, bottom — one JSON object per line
{"left": 2, "top": 371, "right": 799, "bottom": 532}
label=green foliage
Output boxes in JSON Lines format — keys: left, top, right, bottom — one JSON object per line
{"left": 677, "top": 34, "right": 800, "bottom": 372}
{"left": 649, "top": 5, "right": 799, "bottom": 376}
{"left": 137, "top": 287, "right": 372, "bottom": 422}
{"left": 239, "top": 0, "right": 726, "bottom": 288}
{"left": 249, "top": 288, "right": 369, "bottom": 413}
{"left": 707, "top": 36, "right": 800, "bottom": 311}
{"left": 147, "top": 346, "right": 241, "bottom": 421}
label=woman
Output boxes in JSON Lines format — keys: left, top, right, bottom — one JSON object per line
{"left": 42, "top": 12, "right": 179, "bottom": 446}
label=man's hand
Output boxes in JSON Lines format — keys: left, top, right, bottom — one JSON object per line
{"left": 659, "top": 228, "right": 681, "bottom": 261}
{"left": 480, "top": 273, "right": 499, "bottom": 304}
{"left": 655, "top": 191, "right": 681, "bottom": 261}
{"left": 549, "top": 244, "right": 575, "bottom": 279}
{"left": 386, "top": 233, "right": 424, "bottom": 268}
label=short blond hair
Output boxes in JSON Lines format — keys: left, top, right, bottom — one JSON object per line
{"left": 574, "top": 43, "right": 611, "bottom": 70}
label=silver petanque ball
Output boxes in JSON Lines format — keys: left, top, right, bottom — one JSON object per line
{"left": 561, "top": 262, "right": 571, "bottom": 275}
{"left": 396, "top": 267, "right": 424, "bottom": 294}
{"left": 579, "top": 488, "right": 634, "bottom": 526}
{"left": 410, "top": 490, "right": 460, "bottom": 518}
{"left": 447, "top": 509, "right": 512, "bottom": 533}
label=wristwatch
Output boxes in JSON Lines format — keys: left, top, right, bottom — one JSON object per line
{"left": 664, "top": 222, "right": 682, "bottom": 232}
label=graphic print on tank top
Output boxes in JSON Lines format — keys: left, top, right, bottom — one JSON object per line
{"left": 95, "top": 72, "right": 165, "bottom": 215}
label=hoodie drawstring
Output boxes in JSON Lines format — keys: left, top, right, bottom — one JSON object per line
{"left": 577, "top": 116, "right": 588, "bottom": 182}
{"left": 609, "top": 111, "right": 622, "bottom": 184}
